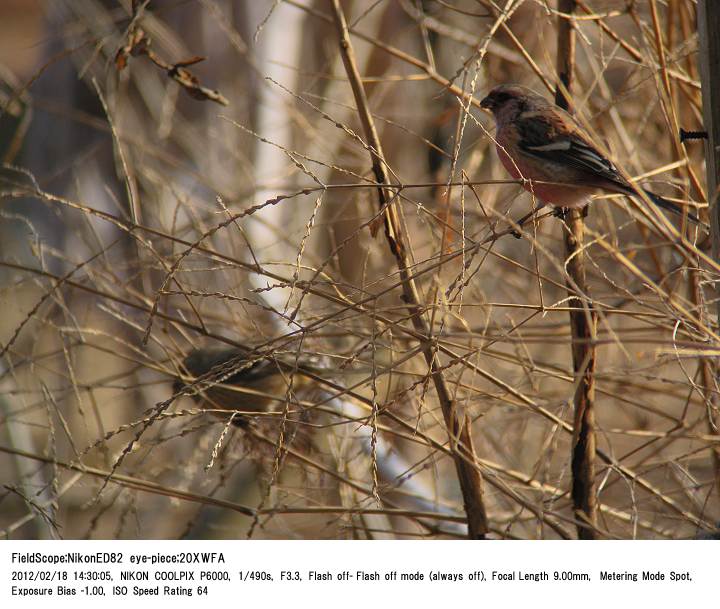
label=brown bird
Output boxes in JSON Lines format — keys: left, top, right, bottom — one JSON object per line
{"left": 480, "top": 83, "right": 703, "bottom": 225}
{"left": 173, "top": 348, "right": 315, "bottom": 427}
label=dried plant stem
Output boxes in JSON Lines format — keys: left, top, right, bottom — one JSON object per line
{"left": 676, "top": 2, "right": 720, "bottom": 500}
{"left": 697, "top": 1, "right": 720, "bottom": 325}
{"left": 556, "top": 0, "right": 598, "bottom": 539}
{"left": 563, "top": 220, "right": 598, "bottom": 539}
{"left": 329, "top": 0, "right": 488, "bottom": 538}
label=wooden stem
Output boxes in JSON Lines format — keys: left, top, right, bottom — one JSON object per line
{"left": 556, "top": 0, "right": 598, "bottom": 539}
{"left": 329, "top": 0, "right": 488, "bottom": 538}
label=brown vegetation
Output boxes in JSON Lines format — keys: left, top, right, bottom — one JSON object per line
{"left": 0, "top": 0, "right": 717, "bottom": 539}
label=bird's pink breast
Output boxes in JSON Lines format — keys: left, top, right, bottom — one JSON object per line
{"left": 494, "top": 135, "right": 594, "bottom": 208}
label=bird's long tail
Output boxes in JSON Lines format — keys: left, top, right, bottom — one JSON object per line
{"left": 641, "top": 188, "right": 705, "bottom": 227}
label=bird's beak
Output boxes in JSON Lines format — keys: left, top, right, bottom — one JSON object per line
{"left": 479, "top": 95, "right": 493, "bottom": 111}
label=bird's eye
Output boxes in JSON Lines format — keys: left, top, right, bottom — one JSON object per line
{"left": 493, "top": 92, "right": 511, "bottom": 104}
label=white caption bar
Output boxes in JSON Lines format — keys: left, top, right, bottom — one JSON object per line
{"left": 1, "top": 540, "right": 715, "bottom": 609}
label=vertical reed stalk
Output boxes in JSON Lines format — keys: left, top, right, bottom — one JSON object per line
{"left": 329, "top": 0, "right": 488, "bottom": 538}
{"left": 694, "top": 0, "right": 720, "bottom": 498}
{"left": 555, "top": 0, "right": 598, "bottom": 539}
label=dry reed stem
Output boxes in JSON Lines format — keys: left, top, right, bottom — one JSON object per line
{"left": 329, "top": 0, "right": 488, "bottom": 538}
{"left": 556, "top": 0, "right": 598, "bottom": 539}
{"left": 694, "top": 0, "right": 720, "bottom": 499}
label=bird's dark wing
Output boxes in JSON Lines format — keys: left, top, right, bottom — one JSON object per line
{"left": 515, "top": 109, "right": 627, "bottom": 188}
{"left": 513, "top": 107, "right": 705, "bottom": 227}
{"left": 178, "top": 348, "right": 261, "bottom": 387}
{"left": 179, "top": 348, "right": 320, "bottom": 386}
